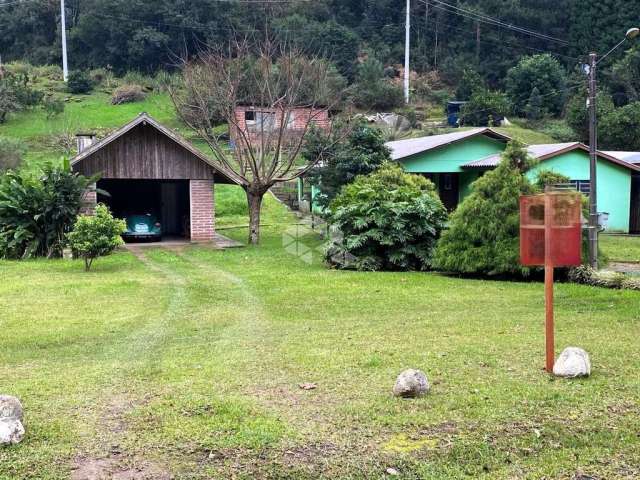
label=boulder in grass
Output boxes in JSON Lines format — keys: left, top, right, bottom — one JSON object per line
{"left": 553, "top": 347, "right": 591, "bottom": 378}
{"left": 393, "top": 369, "right": 430, "bottom": 398}
{"left": 0, "top": 395, "right": 23, "bottom": 421}
{"left": 0, "top": 418, "right": 25, "bottom": 445}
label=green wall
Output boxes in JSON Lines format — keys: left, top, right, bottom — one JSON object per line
{"left": 527, "top": 150, "right": 632, "bottom": 232}
{"left": 400, "top": 136, "right": 506, "bottom": 173}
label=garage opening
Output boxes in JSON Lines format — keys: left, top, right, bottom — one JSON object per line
{"left": 97, "top": 179, "right": 191, "bottom": 242}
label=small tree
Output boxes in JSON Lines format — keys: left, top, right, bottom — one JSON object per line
{"left": 351, "top": 57, "right": 404, "bottom": 110}
{"left": 599, "top": 102, "right": 640, "bottom": 150}
{"left": 66, "top": 70, "right": 93, "bottom": 94}
{"left": 524, "top": 87, "right": 544, "bottom": 121}
{"left": 67, "top": 204, "right": 126, "bottom": 271}
{"left": 433, "top": 141, "right": 536, "bottom": 276}
{"left": 565, "top": 90, "right": 615, "bottom": 143}
{"left": 304, "top": 119, "right": 391, "bottom": 209}
{"left": 455, "top": 68, "right": 484, "bottom": 101}
{"left": 459, "top": 89, "right": 511, "bottom": 127}
{"left": 325, "top": 163, "right": 448, "bottom": 271}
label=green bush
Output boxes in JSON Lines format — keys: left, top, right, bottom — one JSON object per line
{"left": 459, "top": 89, "right": 511, "bottom": 127}
{"left": 351, "top": 58, "right": 404, "bottom": 110}
{"left": 0, "top": 71, "right": 43, "bottom": 123}
{"left": 67, "top": 204, "right": 126, "bottom": 271}
{"left": 565, "top": 90, "right": 614, "bottom": 143}
{"left": 66, "top": 70, "right": 93, "bottom": 94}
{"left": 42, "top": 95, "right": 65, "bottom": 118}
{"left": 0, "top": 162, "right": 94, "bottom": 259}
{"left": 539, "top": 120, "right": 577, "bottom": 142}
{"left": 305, "top": 119, "right": 391, "bottom": 209}
{"left": 455, "top": 69, "right": 484, "bottom": 101}
{"left": 433, "top": 141, "right": 536, "bottom": 276}
{"left": 599, "top": 102, "right": 640, "bottom": 150}
{"left": 534, "top": 169, "right": 570, "bottom": 190}
{"left": 0, "top": 137, "right": 26, "bottom": 172}
{"left": 325, "top": 163, "right": 447, "bottom": 271}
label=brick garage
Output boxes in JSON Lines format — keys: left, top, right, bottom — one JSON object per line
{"left": 71, "top": 113, "right": 238, "bottom": 242}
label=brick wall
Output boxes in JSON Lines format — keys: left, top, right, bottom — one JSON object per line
{"left": 190, "top": 179, "right": 215, "bottom": 241}
{"left": 79, "top": 184, "right": 97, "bottom": 215}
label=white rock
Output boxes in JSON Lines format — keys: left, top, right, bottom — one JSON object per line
{"left": 0, "top": 395, "right": 23, "bottom": 421}
{"left": 0, "top": 418, "right": 25, "bottom": 445}
{"left": 553, "top": 347, "right": 591, "bottom": 378}
{"left": 393, "top": 369, "right": 430, "bottom": 397}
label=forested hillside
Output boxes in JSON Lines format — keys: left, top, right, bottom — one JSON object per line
{"left": 1, "top": 0, "right": 636, "bottom": 85}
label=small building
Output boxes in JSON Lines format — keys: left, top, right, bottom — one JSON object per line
{"left": 231, "top": 105, "right": 330, "bottom": 147}
{"left": 603, "top": 151, "right": 640, "bottom": 233}
{"left": 387, "top": 130, "right": 640, "bottom": 233}
{"left": 71, "top": 113, "right": 240, "bottom": 242}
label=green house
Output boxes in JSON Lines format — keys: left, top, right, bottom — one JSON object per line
{"left": 387, "top": 129, "right": 640, "bottom": 233}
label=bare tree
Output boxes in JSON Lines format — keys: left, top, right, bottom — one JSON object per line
{"left": 170, "top": 39, "right": 346, "bottom": 245}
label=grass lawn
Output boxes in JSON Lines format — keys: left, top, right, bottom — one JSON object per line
{"left": 1, "top": 200, "right": 639, "bottom": 479}
{"left": 600, "top": 234, "right": 640, "bottom": 262}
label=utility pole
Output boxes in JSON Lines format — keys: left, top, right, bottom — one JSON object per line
{"left": 587, "top": 52, "right": 598, "bottom": 269}
{"left": 60, "top": 0, "right": 68, "bottom": 82}
{"left": 404, "top": 0, "right": 410, "bottom": 104}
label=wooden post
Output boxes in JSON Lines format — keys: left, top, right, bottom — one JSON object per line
{"left": 544, "top": 193, "right": 554, "bottom": 373}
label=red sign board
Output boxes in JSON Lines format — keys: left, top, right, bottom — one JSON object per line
{"left": 520, "top": 192, "right": 582, "bottom": 267}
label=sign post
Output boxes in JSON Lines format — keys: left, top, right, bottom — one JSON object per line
{"left": 520, "top": 190, "right": 582, "bottom": 373}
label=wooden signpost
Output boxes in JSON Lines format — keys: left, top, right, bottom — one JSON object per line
{"left": 520, "top": 190, "right": 582, "bottom": 372}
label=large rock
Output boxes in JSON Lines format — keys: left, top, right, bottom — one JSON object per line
{"left": 393, "top": 369, "right": 430, "bottom": 398}
{"left": 0, "top": 418, "right": 25, "bottom": 445}
{"left": 0, "top": 395, "right": 23, "bottom": 421}
{"left": 553, "top": 347, "right": 591, "bottom": 378}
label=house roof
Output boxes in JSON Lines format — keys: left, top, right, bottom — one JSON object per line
{"left": 602, "top": 151, "right": 640, "bottom": 165}
{"left": 70, "top": 113, "right": 243, "bottom": 185}
{"left": 386, "top": 128, "right": 511, "bottom": 161}
{"left": 463, "top": 142, "right": 640, "bottom": 172}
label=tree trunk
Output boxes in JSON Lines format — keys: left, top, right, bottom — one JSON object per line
{"left": 247, "top": 191, "right": 264, "bottom": 245}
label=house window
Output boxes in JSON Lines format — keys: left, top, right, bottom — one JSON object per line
{"left": 570, "top": 180, "right": 591, "bottom": 196}
{"left": 244, "top": 110, "right": 256, "bottom": 123}
{"left": 245, "top": 110, "right": 276, "bottom": 131}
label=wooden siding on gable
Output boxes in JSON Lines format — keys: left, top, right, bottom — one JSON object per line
{"left": 74, "top": 123, "right": 215, "bottom": 180}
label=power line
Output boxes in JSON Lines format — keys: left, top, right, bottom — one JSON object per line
{"left": 424, "top": 0, "right": 570, "bottom": 46}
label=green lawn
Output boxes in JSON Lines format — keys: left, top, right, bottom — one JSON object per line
{"left": 600, "top": 234, "right": 640, "bottom": 262}
{"left": 1, "top": 205, "right": 639, "bottom": 479}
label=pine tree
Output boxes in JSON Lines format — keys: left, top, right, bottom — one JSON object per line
{"left": 525, "top": 87, "right": 544, "bottom": 120}
{"left": 433, "top": 141, "right": 536, "bottom": 276}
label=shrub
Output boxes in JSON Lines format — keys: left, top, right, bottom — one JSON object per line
{"left": 352, "top": 58, "right": 404, "bottom": 110}
{"left": 111, "top": 84, "right": 146, "bottom": 105}
{"left": 599, "top": 102, "right": 640, "bottom": 150}
{"left": 565, "top": 90, "right": 614, "bottom": 143}
{"left": 88, "top": 68, "right": 109, "bottom": 85}
{"left": 0, "top": 162, "right": 94, "bottom": 259}
{"left": 66, "top": 70, "right": 93, "bottom": 94}
{"left": 433, "top": 141, "right": 536, "bottom": 276}
{"left": 0, "top": 71, "right": 43, "bottom": 123}
{"left": 67, "top": 204, "right": 126, "bottom": 271}
{"left": 0, "top": 137, "right": 26, "bottom": 171}
{"left": 455, "top": 68, "right": 484, "bottom": 101}
{"left": 459, "top": 89, "right": 511, "bottom": 127}
{"left": 304, "top": 119, "right": 391, "bottom": 209}
{"left": 42, "top": 95, "right": 65, "bottom": 118}
{"left": 539, "top": 120, "right": 577, "bottom": 142}
{"left": 325, "top": 163, "right": 447, "bottom": 271}
{"left": 534, "top": 169, "right": 570, "bottom": 190}
{"left": 506, "top": 54, "right": 567, "bottom": 117}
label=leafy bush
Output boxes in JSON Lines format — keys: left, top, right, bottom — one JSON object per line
{"left": 506, "top": 54, "right": 567, "bottom": 117}
{"left": 433, "top": 141, "right": 536, "bottom": 276}
{"left": 599, "top": 102, "right": 640, "bottom": 150}
{"left": 0, "top": 137, "right": 26, "bottom": 172}
{"left": 66, "top": 70, "right": 93, "bottom": 94}
{"left": 325, "top": 163, "right": 447, "bottom": 271}
{"left": 539, "top": 120, "right": 577, "bottom": 142}
{"left": 304, "top": 119, "right": 391, "bottom": 209}
{"left": 67, "top": 204, "right": 125, "bottom": 271}
{"left": 351, "top": 58, "right": 404, "bottom": 110}
{"left": 534, "top": 169, "right": 570, "bottom": 190}
{"left": 0, "top": 71, "right": 43, "bottom": 123}
{"left": 524, "top": 87, "right": 544, "bottom": 120}
{"left": 42, "top": 95, "right": 65, "bottom": 118}
{"left": 565, "top": 90, "right": 614, "bottom": 143}
{"left": 111, "top": 84, "right": 146, "bottom": 105}
{"left": 459, "top": 89, "right": 511, "bottom": 126}
{"left": 0, "top": 162, "right": 94, "bottom": 259}
{"left": 455, "top": 68, "right": 484, "bottom": 101}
